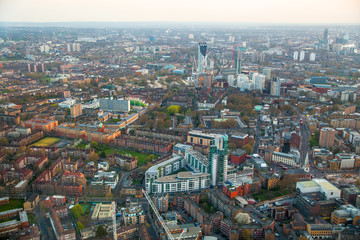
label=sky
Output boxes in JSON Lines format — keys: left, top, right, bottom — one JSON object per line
{"left": 0, "top": 0, "right": 359, "bottom": 24}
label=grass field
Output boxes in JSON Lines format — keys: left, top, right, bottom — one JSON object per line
{"left": 252, "top": 188, "right": 291, "bottom": 202}
{"left": 117, "top": 149, "right": 158, "bottom": 166}
{"left": 80, "top": 203, "right": 91, "bottom": 214}
{"left": 0, "top": 199, "right": 24, "bottom": 212}
{"left": 31, "top": 137, "right": 60, "bottom": 147}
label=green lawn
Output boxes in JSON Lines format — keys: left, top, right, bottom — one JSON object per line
{"left": 31, "top": 137, "right": 60, "bottom": 147}
{"left": 0, "top": 199, "right": 24, "bottom": 212}
{"left": 253, "top": 188, "right": 292, "bottom": 202}
{"left": 104, "top": 148, "right": 116, "bottom": 156}
{"left": 117, "top": 149, "right": 158, "bottom": 166}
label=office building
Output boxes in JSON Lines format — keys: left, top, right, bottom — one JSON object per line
{"left": 70, "top": 103, "right": 82, "bottom": 118}
{"left": 91, "top": 171, "right": 119, "bottom": 189}
{"left": 253, "top": 73, "right": 265, "bottom": 90}
{"left": 233, "top": 49, "right": 242, "bottom": 74}
{"left": 250, "top": 154, "right": 269, "bottom": 172}
{"left": 99, "top": 98, "right": 130, "bottom": 113}
{"left": 296, "top": 179, "right": 341, "bottom": 199}
{"left": 331, "top": 204, "right": 360, "bottom": 226}
{"left": 323, "top": 28, "right": 328, "bottom": 44}
{"left": 272, "top": 149, "right": 301, "bottom": 167}
{"left": 319, "top": 128, "right": 336, "bottom": 148}
{"left": 91, "top": 202, "right": 116, "bottom": 221}
{"left": 270, "top": 77, "right": 280, "bottom": 96}
{"left": 263, "top": 67, "right": 272, "bottom": 81}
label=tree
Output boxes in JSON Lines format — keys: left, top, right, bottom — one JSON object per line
{"left": 243, "top": 143, "right": 253, "bottom": 155}
{"left": 242, "top": 229, "right": 251, "bottom": 240}
{"left": 167, "top": 105, "right": 181, "bottom": 115}
{"left": 0, "top": 137, "right": 8, "bottom": 145}
{"left": 100, "top": 151, "right": 106, "bottom": 158}
{"left": 228, "top": 142, "right": 237, "bottom": 150}
{"left": 89, "top": 152, "right": 99, "bottom": 162}
{"left": 71, "top": 206, "right": 80, "bottom": 219}
{"left": 96, "top": 225, "right": 107, "bottom": 237}
{"left": 90, "top": 141, "right": 98, "bottom": 149}
{"left": 77, "top": 221, "right": 84, "bottom": 230}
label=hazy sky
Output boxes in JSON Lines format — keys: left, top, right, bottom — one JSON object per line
{"left": 0, "top": 0, "right": 359, "bottom": 24}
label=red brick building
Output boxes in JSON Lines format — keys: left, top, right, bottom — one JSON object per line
{"left": 23, "top": 118, "right": 58, "bottom": 133}
{"left": 230, "top": 149, "right": 247, "bottom": 165}
{"left": 230, "top": 133, "right": 249, "bottom": 148}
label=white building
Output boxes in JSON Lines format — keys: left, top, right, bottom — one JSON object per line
{"left": 341, "top": 91, "right": 350, "bottom": 102}
{"left": 99, "top": 98, "right": 130, "bottom": 112}
{"left": 299, "top": 51, "right": 305, "bottom": 61}
{"left": 91, "top": 171, "right": 119, "bottom": 189}
{"left": 252, "top": 73, "right": 265, "bottom": 90}
{"left": 40, "top": 44, "right": 50, "bottom": 53}
{"left": 272, "top": 150, "right": 301, "bottom": 167}
{"left": 293, "top": 51, "right": 299, "bottom": 61}
{"left": 296, "top": 179, "right": 341, "bottom": 199}
{"left": 309, "top": 52, "right": 316, "bottom": 61}
{"left": 145, "top": 155, "right": 185, "bottom": 193}
{"left": 150, "top": 171, "right": 210, "bottom": 194}
{"left": 59, "top": 99, "right": 76, "bottom": 108}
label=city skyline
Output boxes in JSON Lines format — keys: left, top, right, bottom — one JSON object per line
{"left": 0, "top": 0, "right": 360, "bottom": 24}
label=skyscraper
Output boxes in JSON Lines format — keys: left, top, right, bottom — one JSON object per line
{"left": 233, "top": 49, "right": 241, "bottom": 74}
{"left": 270, "top": 77, "right": 280, "bottom": 96}
{"left": 208, "top": 135, "right": 228, "bottom": 186}
{"left": 323, "top": 28, "right": 328, "bottom": 44}
{"left": 263, "top": 67, "right": 272, "bottom": 81}
{"left": 253, "top": 73, "right": 265, "bottom": 91}
{"left": 196, "top": 42, "right": 207, "bottom": 87}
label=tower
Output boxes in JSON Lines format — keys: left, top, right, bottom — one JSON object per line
{"left": 196, "top": 42, "right": 207, "bottom": 87}
{"left": 208, "top": 135, "right": 228, "bottom": 186}
{"left": 233, "top": 49, "right": 241, "bottom": 74}
{"left": 323, "top": 28, "right": 328, "bottom": 44}
{"left": 270, "top": 77, "right": 280, "bottom": 96}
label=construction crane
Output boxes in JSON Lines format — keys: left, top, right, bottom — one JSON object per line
{"left": 142, "top": 189, "right": 174, "bottom": 240}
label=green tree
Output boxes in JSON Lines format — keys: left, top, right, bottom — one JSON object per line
{"left": 90, "top": 141, "right": 98, "bottom": 149}
{"left": 77, "top": 221, "right": 84, "bottom": 230}
{"left": 71, "top": 206, "right": 80, "bottom": 219}
{"left": 167, "top": 105, "right": 181, "bottom": 115}
{"left": 100, "top": 151, "right": 106, "bottom": 158}
{"left": 96, "top": 225, "right": 107, "bottom": 237}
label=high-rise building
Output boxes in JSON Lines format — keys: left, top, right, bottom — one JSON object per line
{"left": 233, "top": 49, "right": 241, "bottom": 74}
{"left": 323, "top": 28, "right": 328, "bottom": 44}
{"left": 72, "top": 43, "right": 81, "bottom": 52}
{"left": 319, "top": 128, "right": 336, "bottom": 148}
{"left": 293, "top": 51, "right": 298, "bottom": 61}
{"left": 196, "top": 43, "right": 207, "bottom": 87}
{"left": 253, "top": 73, "right": 265, "bottom": 90}
{"left": 310, "top": 52, "right": 316, "bottom": 61}
{"left": 70, "top": 103, "right": 82, "bottom": 118}
{"left": 270, "top": 77, "right": 280, "bottom": 96}
{"left": 299, "top": 51, "right": 305, "bottom": 61}
{"left": 208, "top": 135, "right": 228, "bottom": 186}
{"left": 263, "top": 67, "right": 272, "bottom": 81}
{"left": 99, "top": 98, "right": 130, "bottom": 113}
{"left": 66, "top": 43, "right": 71, "bottom": 52}
{"left": 189, "top": 34, "right": 194, "bottom": 39}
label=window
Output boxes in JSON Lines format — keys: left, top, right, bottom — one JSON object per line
{"left": 190, "top": 137, "right": 193, "bottom": 143}
{"left": 200, "top": 139, "right": 203, "bottom": 144}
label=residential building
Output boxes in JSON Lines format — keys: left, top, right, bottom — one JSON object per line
{"left": 91, "top": 171, "right": 119, "bottom": 189}
{"left": 91, "top": 202, "right": 116, "bottom": 221}
{"left": 23, "top": 118, "right": 58, "bottom": 133}
{"left": 319, "top": 128, "right": 336, "bottom": 148}
{"left": 70, "top": 103, "right": 82, "bottom": 118}
{"left": 331, "top": 204, "right": 360, "bottom": 226}
{"left": 306, "top": 224, "right": 332, "bottom": 238}
{"left": 122, "top": 201, "right": 145, "bottom": 226}
{"left": 100, "top": 98, "right": 130, "bottom": 112}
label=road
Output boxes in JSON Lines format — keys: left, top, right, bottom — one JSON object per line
{"left": 253, "top": 115, "right": 261, "bottom": 154}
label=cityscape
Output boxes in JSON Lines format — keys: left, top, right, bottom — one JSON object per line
{"left": 0, "top": 1, "right": 360, "bottom": 240}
